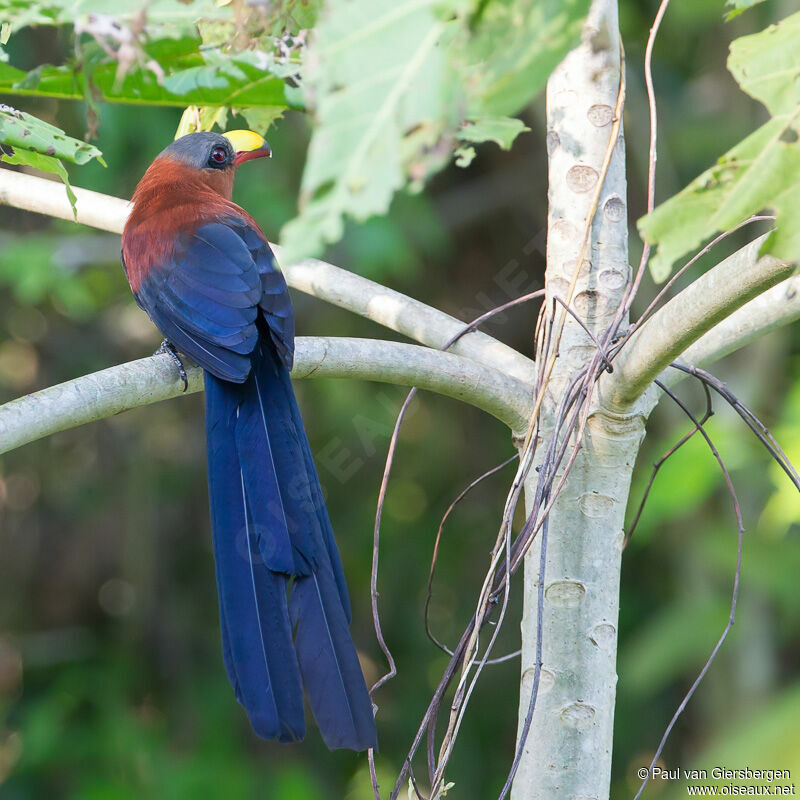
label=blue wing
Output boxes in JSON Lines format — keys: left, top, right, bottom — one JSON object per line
{"left": 132, "top": 217, "right": 294, "bottom": 382}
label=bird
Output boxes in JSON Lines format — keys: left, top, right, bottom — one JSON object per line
{"left": 121, "top": 130, "right": 377, "bottom": 751}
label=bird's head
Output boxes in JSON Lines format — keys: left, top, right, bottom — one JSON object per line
{"left": 145, "top": 130, "right": 271, "bottom": 202}
{"left": 160, "top": 130, "right": 272, "bottom": 172}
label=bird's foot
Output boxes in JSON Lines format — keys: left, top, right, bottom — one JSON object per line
{"left": 155, "top": 340, "right": 189, "bottom": 392}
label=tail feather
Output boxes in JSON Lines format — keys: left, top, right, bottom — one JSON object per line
{"left": 234, "top": 373, "right": 313, "bottom": 575}
{"left": 204, "top": 340, "right": 377, "bottom": 751}
{"left": 252, "top": 345, "right": 352, "bottom": 621}
{"left": 218, "top": 602, "right": 241, "bottom": 702}
{"left": 205, "top": 371, "right": 305, "bottom": 742}
{"left": 290, "top": 565, "right": 377, "bottom": 751}
{"left": 205, "top": 378, "right": 244, "bottom": 696}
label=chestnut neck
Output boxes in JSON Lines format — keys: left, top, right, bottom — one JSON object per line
{"left": 131, "top": 156, "right": 236, "bottom": 209}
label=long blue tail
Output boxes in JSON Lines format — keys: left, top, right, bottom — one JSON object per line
{"left": 204, "top": 338, "right": 377, "bottom": 751}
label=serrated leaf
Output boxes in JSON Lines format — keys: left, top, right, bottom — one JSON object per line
{"left": 175, "top": 100, "right": 284, "bottom": 146}
{"left": 639, "top": 11, "right": 800, "bottom": 281}
{"left": 238, "top": 106, "right": 285, "bottom": 136}
{"left": 279, "top": 0, "right": 457, "bottom": 261}
{"left": 458, "top": 115, "right": 529, "bottom": 150}
{"left": 728, "top": 11, "right": 800, "bottom": 116}
{"left": 0, "top": 148, "right": 77, "bottom": 215}
{"left": 0, "top": 104, "right": 104, "bottom": 165}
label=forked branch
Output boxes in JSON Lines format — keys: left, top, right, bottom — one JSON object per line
{"left": 601, "top": 234, "right": 793, "bottom": 412}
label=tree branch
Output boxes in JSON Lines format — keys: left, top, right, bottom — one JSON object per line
{"left": 0, "top": 168, "right": 535, "bottom": 384}
{"left": 659, "top": 273, "right": 800, "bottom": 389}
{"left": 0, "top": 336, "right": 533, "bottom": 455}
{"left": 600, "top": 233, "right": 793, "bottom": 412}
{"left": 0, "top": 168, "right": 132, "bottom": 232}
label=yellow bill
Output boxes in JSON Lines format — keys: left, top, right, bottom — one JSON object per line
{"left": 223, "top": 130, "right": 271, "bottom": 156}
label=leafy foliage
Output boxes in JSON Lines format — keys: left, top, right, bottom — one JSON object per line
{"left": 280, "top": 0, "right": 589, "bottom": 260}
{"left": 458, "top": 116, "right": 530, "bottom": 150}
{"left": 0, "top": 0, "right": 312, "bottom": 128}
{"left": 0, "top": 0, "right": 305, "bottom": 210}
{"left": 0, "top": 0, "right": 589, "bottom": 257}
{"left": 639, "top": 10, "right": 800, "bottom": 281}
{"left": 0, "top": 38, "right": 291, "bottom": 110}
{"left": 279, "top": 0, "right": 459, "bottom": 259}
{"left": 454, "top": 115, "right": 530, "bottom": 168}
{"left": 0, "top": 104, "right": 105, "bottom": 210}
{"left": 0, "top": 104, "right": 102, "bottom": 164}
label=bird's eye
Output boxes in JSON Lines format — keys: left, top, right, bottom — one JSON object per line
{"left": 209, "top": 146, "right": 228, "bottom": 165}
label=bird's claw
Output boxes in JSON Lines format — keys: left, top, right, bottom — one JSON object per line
{"left": 155, "top": 339, "right": 189, "bottom": 392}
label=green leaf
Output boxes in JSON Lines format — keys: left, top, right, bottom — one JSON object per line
{"left": 238, "top": 107, "right": 285, "bottom": 136}
{"left": 461, "top": 0, "right": 591, "bottom": 117}
{"left": 639, "top": 11, "right": 800, "bottom": 281}
{"left": 0, "top": 0, "right": 310, "bottom": 114}
{"left": 0, "top": 103, "right": 104, "bottom": 165}
{"left": 0, "top": 102, "right": 95, "bottom": 216}
{"left": 174, "top": 105, "right": 229, "bottom": 138}
{"left": 0, "top": 148, "right": 77, "bottom": 215}
{"left": 728, "top": 12, "right": 800, "bottom": 116}
{"left": 724, "top": 0, "right": 768, "bottom": 22}
{"left": 0, "top": 106, "right": 96, "bottom": 218}
{"left": 279, "top": 0, "right": 587, "bottom": 258}
{"left": 1, "top": 48, "right": 291, "bottom": 109}
{"left": 279, "top": 0, "right": 458, "bottom": 260}
{"left": 162, "top": 66, "right": 229, "bottom": 95}
{"left": 458, "top": 115, "right": 529, "bottom": 150}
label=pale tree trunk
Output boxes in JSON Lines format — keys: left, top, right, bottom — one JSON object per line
{"left": 513, "top": 1, "right": 642, "bottom": 797}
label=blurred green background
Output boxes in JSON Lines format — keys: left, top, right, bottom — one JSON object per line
{"left": 1, "top": 1, "right": 800, "bottom": 798}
